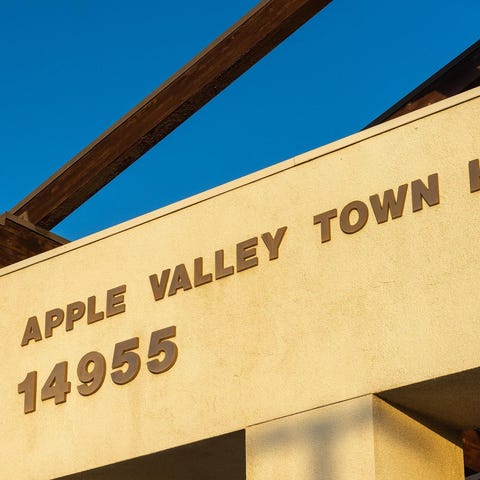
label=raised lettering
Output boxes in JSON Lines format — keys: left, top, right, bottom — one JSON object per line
{"left": 215, "top": 250, "right": 234, "bottom": 279}
{"left": 149, "top": 270, "right": 170, "bottom": 301}
{"left": 313, "top": 209, "right": 337, "bottom": 243}
{"left": 412, "top": 173, "right": 440, "bottom": 212}
{"left": 261, "top": 226, "right": 287, "bottom": 259}
{"left": 45, "top": 308, "right": 64, "bottom": 338}
{"left": 340, "top": 201, "right": 369, "bottom": 234}
{"left": 237, "top": 237, "right": 258, "bottom": 272}
{"left": 106, "top": 285, "right": 126, "bottom": 317}
{"left": 168, "top": 264, "right": 193, "bottom": 296}
{"left": 66, "top": 301, "right": 86, "bottom": 331}
{"left": 370, "top": 184, "right": 408, "bottom": 224}
{"left": 469, "top": 159, "right": 480, "bottom": 193}
{"left": 194, "top": 257, "right": 212, "bottom": 287}
{"left": 87, "top": 296, "right": 104, "bottom": 324}
{"left": 21, "top": 316, "right": 42, "bottom": 346}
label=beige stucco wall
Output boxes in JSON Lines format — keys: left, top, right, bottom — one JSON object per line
{"left": 2, "top": 88, "right": 480, "bottom": 478}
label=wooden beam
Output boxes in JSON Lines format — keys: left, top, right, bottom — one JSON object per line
{"left": 0, "top": 214, "right": 67, "bottom": 268}
{"left": 11, "top": 0, "right": 332, "bottom": 230}
{"left": 463, "top": 430, "right": 480, "bottom": 474}
{"left": 367, "top": 39, "right": 480, "bottom": 128}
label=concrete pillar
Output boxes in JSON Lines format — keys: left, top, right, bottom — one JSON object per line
{"left": 246, "top": 395, "right": 376, "bottom": 479}
{"left": 246, "top": 395, "right": 464, "bottom": 479}
{"left": 372, "top": 396, "right": 463, "bottom": 480}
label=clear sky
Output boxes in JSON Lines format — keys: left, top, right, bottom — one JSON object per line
{"left": 1, "top": 0, "right": 479, "bottom": 240}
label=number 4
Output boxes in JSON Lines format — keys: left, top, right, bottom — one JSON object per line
{"left": 147, "top": 326, "right": 178, "bottom": 374}
{"left": 41, "top": 361, "right": 71, "bottom": 405}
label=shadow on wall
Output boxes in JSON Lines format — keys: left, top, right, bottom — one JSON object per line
{"left": 247, "top": 395, "right": 462, "bottom": 479}
{"left": 247, "top": 396, "right": 375, "bottom": 478}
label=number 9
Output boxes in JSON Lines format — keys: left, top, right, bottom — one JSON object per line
{"left": 77, "top": 351, "right": 106, "bottom": 396}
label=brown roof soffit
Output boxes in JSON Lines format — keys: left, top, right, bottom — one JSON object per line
{"left": 9, "top": 0, "right": 332, "bottom": 231}
{"left": 0, "top": 213, "right": 67, "bottom": 269}
{"left": 366, "top": 38, "right": 480, "bottom": 129}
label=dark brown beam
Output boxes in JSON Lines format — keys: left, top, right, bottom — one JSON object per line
{"left": 0, "top": 213, "right": 67, "bottom": 268}
{"left": 11, "top": 0, "right": 332, "bottom": 230}
{"left": 366, "top": 39, "right": 480, "bottom": 128}
{"left": 463, "top": 430, "right": 480, "bottom": 474}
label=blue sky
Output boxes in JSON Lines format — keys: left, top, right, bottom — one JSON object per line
{"left": 1, "top": 0, "right": 479, "bottom": 240}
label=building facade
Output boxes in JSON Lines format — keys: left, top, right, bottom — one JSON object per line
{"left": 3, "top": 88, "right": 480, "bottom": 479}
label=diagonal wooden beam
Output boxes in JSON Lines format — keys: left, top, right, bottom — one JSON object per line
{"left": 11, "top": 0, "right": 332, "bottom": 230}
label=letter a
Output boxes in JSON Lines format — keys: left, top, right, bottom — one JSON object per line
{"left": 21, "top": 316, "right": 42, "bottom": 346}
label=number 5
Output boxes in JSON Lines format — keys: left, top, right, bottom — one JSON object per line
{"left": 111, "top": 338, "right": 140, "bottom": 385}
{"left": 147, "top": 326, "right": 178, "bottom": 374}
